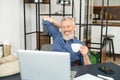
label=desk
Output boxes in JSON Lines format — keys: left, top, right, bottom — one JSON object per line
{"left": 0, "top": 62, "right": 120, "bottom": 80}
{"left": 0, "top": 73, "right": 20, "bottom": 80}
{"left": 72, "top": 62, "right": 120, "bottom": 80}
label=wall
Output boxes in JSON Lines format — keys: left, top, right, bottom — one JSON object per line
{"left": 92, "top": 0, "right": 120, "bottom": 54}
{"left": 91, "top": 25, "right": 120, "bottom": 54}
{"left": 0, "top": 0, "right": 24, "bottom": 54}
{"left": 106, "top": 26, "right": 120, "bottom": 54}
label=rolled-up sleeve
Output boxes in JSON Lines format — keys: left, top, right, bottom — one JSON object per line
{"left": 42, "top": 21, "right": 60, "bottom": 39}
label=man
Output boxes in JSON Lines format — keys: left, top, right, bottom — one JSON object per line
{"left": 43, "top": 16, "right": 91, "bottom": 66}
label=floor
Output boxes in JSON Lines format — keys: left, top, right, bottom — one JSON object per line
{"left": 105, "top": 53, "right": 120, "bottom": 66}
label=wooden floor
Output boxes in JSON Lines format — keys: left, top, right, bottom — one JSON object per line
{"left": 105, "top": 53, "right": 120, "bottom": 66}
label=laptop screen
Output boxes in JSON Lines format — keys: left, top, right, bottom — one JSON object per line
{"left": 17, "top": 50, "right": 71, "bottom": 80}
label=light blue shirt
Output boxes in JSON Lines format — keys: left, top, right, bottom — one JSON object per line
{"left": 42, "top": 21, "right": 86, "bottom": 65}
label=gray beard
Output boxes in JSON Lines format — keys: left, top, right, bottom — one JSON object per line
{"left": 62, "top": 32, "right": 75, "bottom": 41}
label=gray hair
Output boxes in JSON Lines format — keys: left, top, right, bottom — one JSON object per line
{"left": 61, "top": 17, "right": 75, "bottom": 26}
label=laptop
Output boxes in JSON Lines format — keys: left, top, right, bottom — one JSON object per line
{"left": 17, "top": 50, "right": 76, "bottom": 80}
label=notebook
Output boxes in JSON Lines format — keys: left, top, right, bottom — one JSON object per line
{"left": 17, "top": 50, "right": 75, "bottom": 80}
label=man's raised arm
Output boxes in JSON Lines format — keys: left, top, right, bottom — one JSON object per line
{"left": 43, "top": 16, "right": 61, "bottom": 28}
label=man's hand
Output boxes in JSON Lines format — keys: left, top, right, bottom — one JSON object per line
{"left": 43, "top": 16, "right": 54, "bottom": 23}
{"left": 80, "top": 46, "right": 88, "bottom": 57}
{"left": 79, "top": 46, "right": 91, "bottom": 65}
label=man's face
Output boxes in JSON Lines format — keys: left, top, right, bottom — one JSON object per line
{"left": 61, "top": 20, "right": 76, "bottom": 40}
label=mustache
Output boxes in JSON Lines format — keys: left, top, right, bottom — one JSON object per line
{"left": 62, "top": 32, "right": 75, "bottom": 40}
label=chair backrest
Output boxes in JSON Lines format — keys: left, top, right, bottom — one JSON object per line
{"left": 41, "top": 44, "right": 53, "bottom": 51}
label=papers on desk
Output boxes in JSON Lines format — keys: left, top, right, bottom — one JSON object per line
{"left": 97, "top": 74, "right": 114, "bottom": 80}
{"left": 73, "top": 73, "right": 103, "bottom": 80}
{"left": 71, "top": 71, "right": 77, "bottom": 80}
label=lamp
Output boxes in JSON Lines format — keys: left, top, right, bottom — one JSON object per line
{"left": 56, "top": 0, "right": 71, "bottom": 6}
{"left": 55, "top": 0, "right": 71, "bottom": 14}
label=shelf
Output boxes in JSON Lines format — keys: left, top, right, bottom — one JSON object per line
{"left": 25, "top": 31, "right": 37, "bottom": 35}
{"left": 75, "top": 23, "right": 105, "bottom": 26}
{"left": 25, "top": 2, "right": 49, "bottom": 4}
{"left": 93, "top": 21, "right": 120, "bottom": 27}
{"left": 24, "top": 0, "right": 74, "bottom": 49}
{"left": 24, "top": 0, "right": 49, "bottom": 4}
{"left": 39, "top": 14, "right": 73, "bottom": 16}
{"left": 93, "top": 6, "right": 120, "bottom": 20}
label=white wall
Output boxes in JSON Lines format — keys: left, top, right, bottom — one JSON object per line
{"left": 91, "top": 25, "right": 120, "bottom": 54}
{"left": 0, "top": 0, "right": 24, "bottom": 54}
{"left": 19, "top": 0, "right": 25, "bottom": 50}
{"left": 104, "top": 26, "right": 120, "bottom": 54}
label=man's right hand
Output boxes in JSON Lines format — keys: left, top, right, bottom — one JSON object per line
{"left": 43, "top": 16, "right": 54, "bottom": 23}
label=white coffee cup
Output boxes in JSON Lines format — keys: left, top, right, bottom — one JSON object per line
{"left": 71, "top": 43, "right": 82, "bottom": 52}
